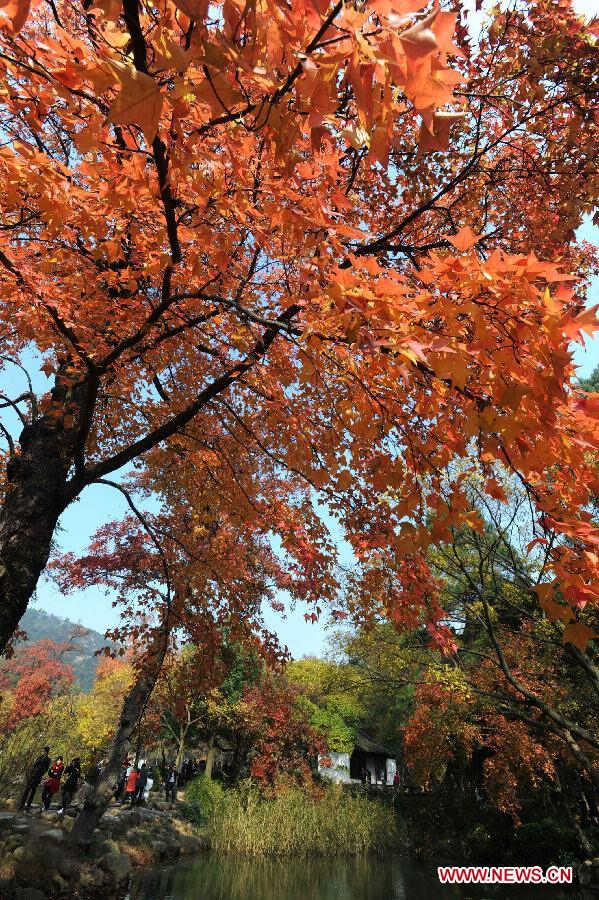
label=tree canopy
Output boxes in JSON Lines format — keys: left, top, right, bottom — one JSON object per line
{"left": 1, "top": 0, "right": 599, "bottom": 852}
{"left": 0, "top": 0, "right": 597, "bottom": 660}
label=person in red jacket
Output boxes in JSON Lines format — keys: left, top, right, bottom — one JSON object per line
{"left": 124, "top": 767, "right": 139, "bottom": 807}
{"left": 41, "top": 756, "right": 64, "bottom": 811}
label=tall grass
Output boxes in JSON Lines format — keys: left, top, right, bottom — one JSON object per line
{"left": 185, "top": 777, "right": 398, "bottom": 856}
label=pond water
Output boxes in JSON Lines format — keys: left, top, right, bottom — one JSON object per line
{"left": 127, "top": 853, "right": 585, "bottom": 900}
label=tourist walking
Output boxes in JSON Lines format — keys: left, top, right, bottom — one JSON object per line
{"left": 19, "top": 746, "right": 51, "bottom": 811}
{"left": 165, "top": 766, "right": 177, "bottom": 804}
{"left": 85, "top": 759, "right": 102, "bottom": 786}
{"left": 124, "top": 766, "right": 138, "bottom": 807}
{"left": 58, "top": 757, "right": 81, "bottom": 814}
{"left": 135, "top": 763, "right": 148, "bottom": 805}
{"left": 114, "top": 762, "right": 128, "bottom": 801}
{"left": 41, "top": 756, "right": 64, "bottom": 811}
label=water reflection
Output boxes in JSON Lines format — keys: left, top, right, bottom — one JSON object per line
{"left": 129, "top": 854, "right": 432, "bottom": 900}
{"left": 128, "top": 853, "right": 585, "bottom": 900}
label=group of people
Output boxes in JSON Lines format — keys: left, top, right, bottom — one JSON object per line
{"left": 19, "top": 746, "right": 81, "bottom": 813}
{"left": 18, "top": 746, "right": 204, "bottom": 814}
{"left": 113, "top": 761, "right": 152, "bottom": 806}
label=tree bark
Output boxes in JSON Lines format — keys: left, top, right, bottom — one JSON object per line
{"left": 175, "top": 722, "right": 187, "bottom": 772}
{"left": 0, "top": 370, "right": 89, "bottom": 653}
{"left": 205, "top": 734, "right": 216, "bottom": 780}
{"left": 71, "top": 629, "right": 168, "bottom": 848}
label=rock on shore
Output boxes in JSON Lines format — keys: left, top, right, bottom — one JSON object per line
{"left": 0, "top": 802, "right": 209, "bottom": 899}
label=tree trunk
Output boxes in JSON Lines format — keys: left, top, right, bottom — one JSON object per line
{"left": 134, "top": 729, "right": 142, "bottom": 766}
{"left": 71, "top": 668, "right": 156, "bottom": 847}
{"left": 205, "top": 734, "right": 216, "bottom": 780}
{"left": 0, "top": 369, "right": 90, "bottom": 654}
{"left": 175, "top": 723, "right": 187, "bottom": 772}
{"left": 71, "top": 628, "right": 168, "bottom": 848}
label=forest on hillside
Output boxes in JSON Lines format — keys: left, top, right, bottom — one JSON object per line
{"left": 18, "top": 609, "right": 113, "bottom": 691}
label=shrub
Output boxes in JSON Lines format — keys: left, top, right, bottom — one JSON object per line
{"left": 208, "top": 781, "right": 398, "bottom": 856}
{"left": 184, "top": 775, "right": 225, "bottom": 827}
{"left": 514, "top": 819, "right": 578, "bottom": 866}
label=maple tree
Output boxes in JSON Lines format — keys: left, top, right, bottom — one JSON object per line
{"left": 326, "top": 469, "right": 599, "bottom": 833}
{"left": 0, "top": 637, "right": 74, "bottom": 728}
{"left": 0, "top": 644, "right": 133, "bottom": 804}
{"left": 146, "top": 644, "right": 227, "bottom": 771}
{"left": 0, "top": 0, "right": 597, "bottom": 670}
{"left": 239, "top": 671, "right": 324, "bottom": 788}
{"left": 50, "top": 426, "right": 332, "bottom": 841}
{"left": 143, "top": 637, "right": 264, "bottom": 772}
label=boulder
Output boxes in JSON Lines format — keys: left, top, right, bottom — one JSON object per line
{"left": 15, "top": 888, "right": 47, "bottom": 900}
{"left": 93, "top": 837, "right": 120, "bottom": 858}
{"left": 124, "top": 810, "right": 142, "bottom": 827}
{"left": 44, "top": 828, "right": 65, "bottom": 843}
{"left": 124, "top": 827, "right": 142, "bottom": 845}
{"left": 101, "top": 814, "right": 132, "bottom": 838}
{"left": 0, "top": 812, "right": 16, "bottom": 830}
{"left": 179, "top": 834, "right": 204, "bottom": 855}
{"left": 14, "top": 841, "right": 68, "bottom": 883}
{"left": 55, "top": 852, "right": 78, "bottom": 880}
{"left": 165, "top": 841, "right": 181, "bottom": 860}
{"left": 51, "top": 872, "right": 68, "bottom": 894}
{"left": 149, "top": 839, "right": 168, "bottom": 860}
{"left": 4, "top": 835, "right": 24, "bottom": 852}
{"left": 99, "top": 850, "right": 131, "bottom": 883}
{"left": 79, "top": 868, "right": 107, "bottom": 893}
{"left": 39, "top": 811, "right": 58, "bottom": 824}
{"left": 137, "top": 808, "right": 156, "bottom": 822}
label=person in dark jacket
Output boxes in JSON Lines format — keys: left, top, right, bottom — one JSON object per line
{"left": 114, "top": 762, "right": 128, "bottom": 801}
{"left": 165, "top": 765, "right": 177, "bottom": 804}
{"left": 134, "top": 763, "right": 148, "bottom": 805}
{"left": 19, "top": 746, "right": 51, "bottom": 810}
{"left": 58, "top": 758, "right": 81, "bottom": 814}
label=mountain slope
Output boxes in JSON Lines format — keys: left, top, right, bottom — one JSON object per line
{"left": 18, "top": 608, "right": 113, "bottom": 691}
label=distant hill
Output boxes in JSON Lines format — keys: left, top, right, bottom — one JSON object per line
{"left": 18, "top": 608, "right": 114, "bottom": 691}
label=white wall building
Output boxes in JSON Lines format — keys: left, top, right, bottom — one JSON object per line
{"left": 318, "top": 734, "right": 397, "bottom": 786}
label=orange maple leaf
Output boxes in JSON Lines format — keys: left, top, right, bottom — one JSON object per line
{"left": 0, "top": 0, "right": 31, "bottom": 32}
{"left": 107, "top": 63, "right": 163, "bottom": 146}
{"left": 419, "top": 111, "right": 465, "bottom": 153}
{"left": 563, "top": 622, "right": 596, "bottom": 651}
{"left": 563, "top": 305, "right": 599, "bottom": 343}
{"left": 447, "top": 226, "right": 480, "bottom": 252}
{"left": 400, "top": 8, "right": 439, "bottom": 60}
